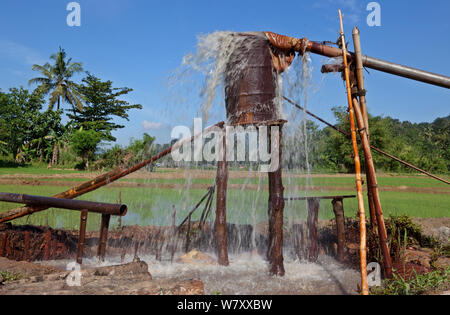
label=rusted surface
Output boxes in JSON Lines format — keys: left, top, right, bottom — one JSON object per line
{"left": 267, "top": 127, "right": 285, "bottom": 276}
{"left": 0, "top": 232, "right": 7, "bottom": 257}
{"left": 216, "top": 130, "right": 229, "bottom": 266}
{"left": 0, "top": 192, "right": 127, "bottom": 217}
{"left": 76, "top": 210, "right": 88, "bottom": 265}
{"left": 0, "top": 168, "right": 124, "bottom": 223}
{"left": 97, "top": 214, "right": 111, "bottom": 261}
{"left": 225, "top": 33, "right": 279, "bottom": 125}
{"left": 24, "top": 231, "right": 30, "bottom": 262}
{"left": 43, "top": 229, "right": 51, "bottom": 260}
{"left": 332, "top": 198, "right": 346, "bottom": 263}
{"left": 306, "top": 198, "right": 320, "bottom": 262}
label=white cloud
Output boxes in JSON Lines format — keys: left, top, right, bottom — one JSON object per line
{"left": 314, "top": 0, "right": 362, "bottom": 25}
{"left": 142, "top": 120, "right": 164, "bottom": 130}
{"left": 0, "top": 39, "right": 45, "bottom": 66}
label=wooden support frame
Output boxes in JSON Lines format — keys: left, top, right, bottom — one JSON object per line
{"left": 97, "top": 214, "right": 111, "bottom": 261}
{"left": 76, "top": 210, "right": 88, "bottom": 265}
{"left": 216, "top": 127, "right": 229, "bottom": 266}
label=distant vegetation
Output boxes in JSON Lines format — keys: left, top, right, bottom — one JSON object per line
{"left": 0, "top": 47, "right": 448, "bottom": 174}
{"left": 286, "top": 107, "right": 449, "bottom": 174}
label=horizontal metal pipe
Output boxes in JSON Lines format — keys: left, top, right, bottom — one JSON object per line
{"left": 0, "top": 193, "right": 127, "bottom": 216}
{"left": 307, "top": 40, "right": 450, "bottom": 89}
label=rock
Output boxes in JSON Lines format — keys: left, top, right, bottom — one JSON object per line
{"left": 434, "top": 257, "right": 450, "bottom": 270}
{"left": 179, "top": 249, "right": 217, "bottom": 265}
{"left": 404, "top": 248, "right": 433, "bottom": 269}
{"left": 0, "top": 260, "right": 204, "bottom": 295}
{"left": 438, "top": 227, "right": 450, "bottom": 243}
{"left": 346, "top": 243, "right": 359, "bottom": 254}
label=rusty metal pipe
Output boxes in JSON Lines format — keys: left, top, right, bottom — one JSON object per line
{"left": 265, "top": 32, "right": 450, "bottom": 89}
{"left": 0, "top": 192, "right": 127, "bottom": 216}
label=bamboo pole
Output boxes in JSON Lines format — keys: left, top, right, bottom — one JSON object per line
{"left": 353, "top": 96, "right": 393, "bottom": 279}
{"left": 339, "top": 10, "right": 369, "bottom": 295}
{"left": 0, "top": 122, "right": 225, "bottom": 224}
{"left": 352, "top": 27, "right": 377, "bottom": 230}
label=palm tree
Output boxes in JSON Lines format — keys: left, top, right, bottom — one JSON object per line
{"left": 29, "top": 47, "right": 84, "bottom": 111}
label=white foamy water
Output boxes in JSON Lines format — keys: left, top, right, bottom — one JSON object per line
{"left": 44, "top": 252, "right": 360, "bottom": 295}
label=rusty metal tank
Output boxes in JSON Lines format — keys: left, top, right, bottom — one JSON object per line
{"left": 225, "top": 32, "right": 278, "bottom": 125}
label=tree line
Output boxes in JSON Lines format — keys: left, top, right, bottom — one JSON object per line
{"left": 0, "top": 47, "right": 146, "bottom": 170}
{"left": 285, "top": 107, "right": 449, "bottom": 174}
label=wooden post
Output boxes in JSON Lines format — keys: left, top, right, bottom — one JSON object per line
{"left": 24, "top": 231, "right": 30, "bottom": 262}
{"left": 43, "top": 229, "right": 51, "bottom": 260}
{"left": 267, "top": 125, "right": 285, "bottom": 276}
{"left": 0, "top": 232, "right": 7, "bottom": 257}
{"left": 216, "top": 128, "right": 229, "bottom": 266}
{"left": 118, "top": 190, "right": 122, "bottom": 229}
{"left": 185, "top": 215, "right": 192, "bottom": 253}
{"left": 352, "top": 27, "right": 378, "bottom": 230}
{"left": 306, "top": 198, "right": 320, "bottom": 262}
{"left": 97, "top": 214, "right": 111, "bottom": 261}
{"left": 76, "top": 210, "right": 88, "bottom": 265}
{"left": 170, "top": 205, "right": 177, "bottom": 262}
{"left": 332, "top": 198, "right": 346, "bottom": 263}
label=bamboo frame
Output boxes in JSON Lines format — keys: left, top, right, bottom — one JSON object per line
{"left": 339, "top": 10, "right": 369, "bottom": 295}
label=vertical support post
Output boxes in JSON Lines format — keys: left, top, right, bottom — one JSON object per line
{"left": 267, "top": 125, "right": 285, "bottom": 276}
{"left": 170, "top": 205, "right": 177, "bottom": 262}
{"left": 332, "top": 198, "right": 346, "bottom": 263}
{"left": 97, "top": 214, "right": 111, "bottom": 261}
{"left": 24, "top": 231, "right": 30, "bottom": 262}
{"left": 5, "top": 235, "right": 11, "bottom": 258}
{"left": 352, "top": 27, "right": 377, "bottom": 230}
{"left": 0, "top": 232, "right": 7, "bottom": 257}
{"left": 352, "top": 96, "right": 393, "bottom": 279}
{"left": 216, "top": 127, "right": 229, "bottom": 266}
{"left": 76, "top": 210, "right": 88, "bottom": 265}
{"left": 306, "top": 198, "right": 320, "bottom": 262}
{"left": 43, "top": 229, "right": 51, "bottom": 260}
{"left": 118, "top": 190, "right": 122, "bottom": 229}
{"left": 185, "top": 215, "right": 192, "bottom": 253}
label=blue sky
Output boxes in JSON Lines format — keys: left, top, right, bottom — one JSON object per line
{"left": 0, "top": 0, "right": 449, "bottom": 145}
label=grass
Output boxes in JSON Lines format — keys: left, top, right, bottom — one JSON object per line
{"left": 371, "top": 267, "right": 450, "bottom": 295}
{"left": 2, "top": 172, "right": 449, "bottom": 189}
{"left": 0, "top": 167, "right": 448, "bottom": 230}
{"left": 0, "top": 270, "right": 25, "bottom": 283}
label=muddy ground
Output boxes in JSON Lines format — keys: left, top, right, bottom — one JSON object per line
{"left": 0, "top": 218, "right": 448, "bottom": 295}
